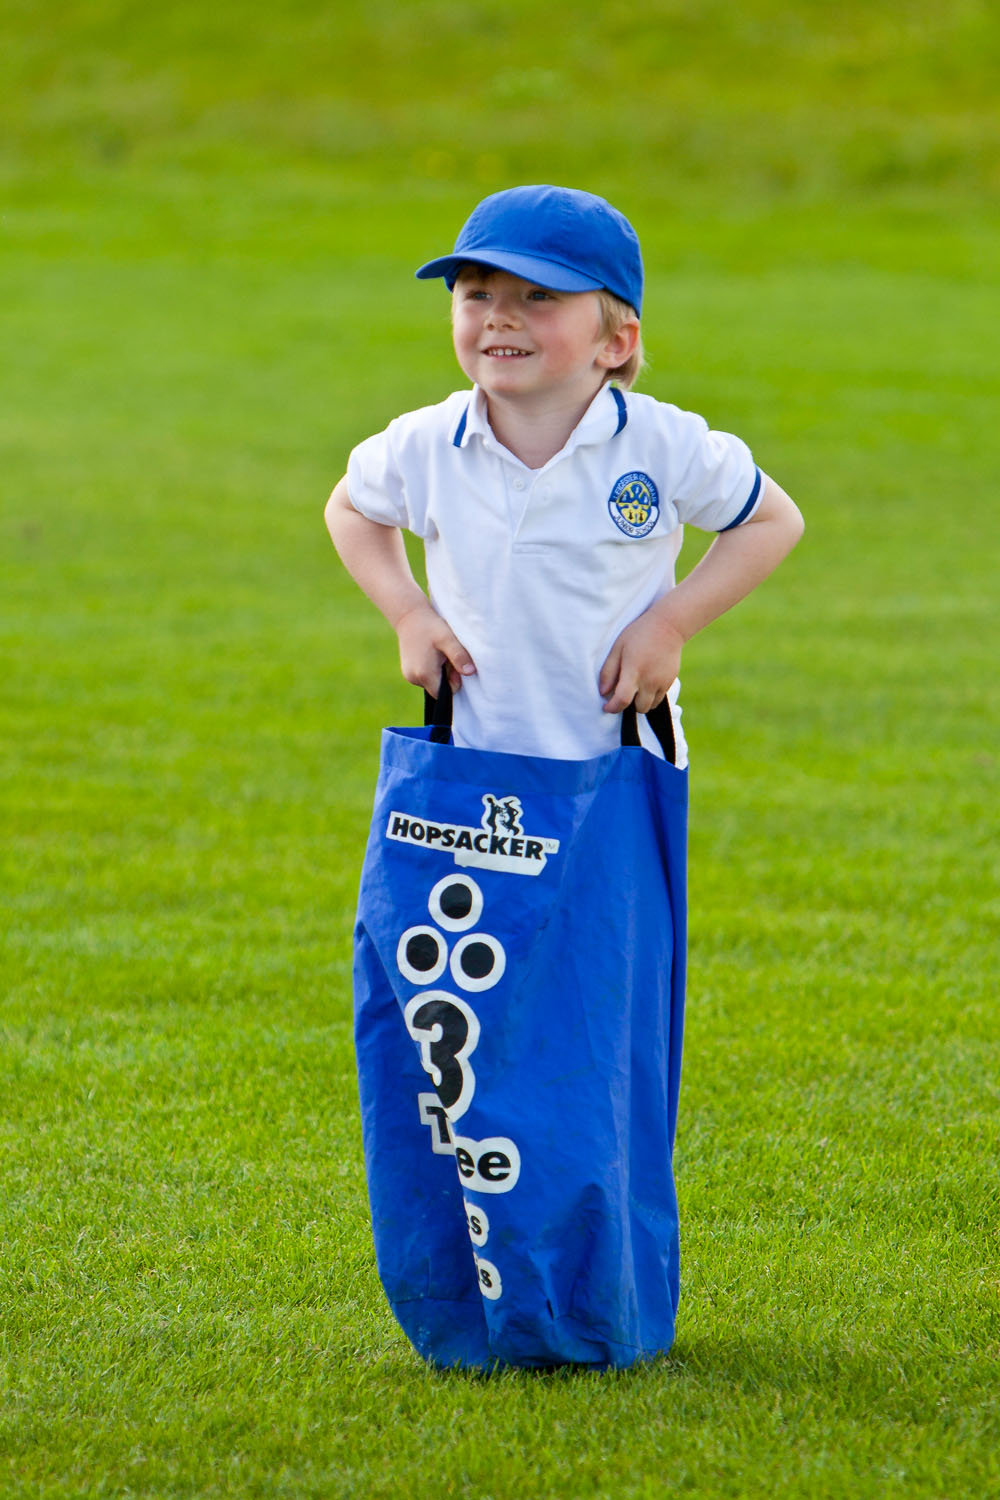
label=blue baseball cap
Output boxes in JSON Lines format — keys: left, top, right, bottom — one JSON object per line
{"left": 415, "top": 184, "right": 643, "bottom": 314}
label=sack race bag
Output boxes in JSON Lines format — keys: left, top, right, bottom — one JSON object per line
{"left": 353, "top": 681, "right": 688, "bottom": 1370}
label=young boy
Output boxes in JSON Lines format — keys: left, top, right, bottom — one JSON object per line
{"left": 326, "top": 184, "right": 803, "bottom": 766}
{"left": 327, "top": 185, "right": 803, "bottom": 1369}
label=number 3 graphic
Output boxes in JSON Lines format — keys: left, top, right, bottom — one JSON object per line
{"left": 403, "top": 991, "right": 481, "bottom": 1121}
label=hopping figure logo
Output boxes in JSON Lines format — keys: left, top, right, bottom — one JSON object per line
{"left": 481, "top": 795, "right": 522, "bottom": 837}
{"left": 608, "top": 471, "right": 660, "bottom": 538}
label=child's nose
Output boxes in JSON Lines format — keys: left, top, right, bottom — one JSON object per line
{"left": 486, "top": 295, "right": 519, "bottom": 327}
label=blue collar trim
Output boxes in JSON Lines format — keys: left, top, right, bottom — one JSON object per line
{"left": 453, "top": 387, "right": 625, "bottom": 450}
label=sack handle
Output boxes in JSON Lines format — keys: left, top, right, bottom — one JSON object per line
{"left": 423, "top": 669, "right": 455, "bottom": 745}
{"left": 423, "top": 668, "right": 676, "bottom": 765}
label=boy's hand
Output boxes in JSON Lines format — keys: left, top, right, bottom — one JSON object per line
{"left": 395, "top": 599, "right": 477, "bottom": 696}
{"left": 599, "top": 609, "right": 684, "bottom": 715}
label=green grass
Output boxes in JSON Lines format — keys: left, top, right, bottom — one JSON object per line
{"left": 3, "top": 2, "right": 999, "bottom": 1495}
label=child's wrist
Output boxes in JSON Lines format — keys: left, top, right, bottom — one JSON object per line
{"left": 646, "top": 604, "right": 690, "bottom": 648}
{"left": 390, "top": 595, "right": 434, "bottom": 634}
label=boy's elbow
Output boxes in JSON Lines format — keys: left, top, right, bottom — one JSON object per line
{"left": 763, "top": 476, "right": 804, "bottom": 547}
{"left": 325, "top": 475, "right": 352, "bottom": 538}
{"left": 323, "top": 491, "right": 338, "bottom": 543}
{"left": 780, "top": 500, "right": 805, "bottom": 559}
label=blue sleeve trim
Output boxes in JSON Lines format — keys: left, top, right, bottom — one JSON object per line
{"left": 452, "top": 404, "right": 469, "bottom": 447}
{"left": 611, "top": 386, "right": 628, "bottom": 435}
{"left": 719, "top": 467, "right": 763, "bottom": 531}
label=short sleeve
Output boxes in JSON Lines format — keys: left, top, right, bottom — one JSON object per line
{"left": 346, "top": 423, "right": 411, "bottom": 530}
{"left": 669, "top": 411, "right": 763, "bottom": 532}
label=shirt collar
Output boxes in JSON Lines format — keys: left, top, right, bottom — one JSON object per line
{"left": 451, "top": 383, "right": 629, "bottom": 453}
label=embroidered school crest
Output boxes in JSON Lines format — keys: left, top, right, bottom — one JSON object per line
{"left": 608, "top": 471, "right": 660, "bottom": 538}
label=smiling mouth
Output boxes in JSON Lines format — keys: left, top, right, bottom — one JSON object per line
{"left": 483, "top": 347, "right": 532, "bottom": 358}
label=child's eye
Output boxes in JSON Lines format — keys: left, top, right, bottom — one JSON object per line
{"left": 527, "top": 289, "right": 553, "bottom": 301}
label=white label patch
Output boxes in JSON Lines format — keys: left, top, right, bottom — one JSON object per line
{"left": 386, "top": 794, "right": 559, "bottom": 876}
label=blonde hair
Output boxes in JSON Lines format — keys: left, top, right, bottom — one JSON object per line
{"left": 597, "top": 289, "right": 645, "bottom": 390}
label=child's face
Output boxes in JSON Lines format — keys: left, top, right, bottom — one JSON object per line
{"left": 451, "top": 267, "right": 621, "bottom": 408}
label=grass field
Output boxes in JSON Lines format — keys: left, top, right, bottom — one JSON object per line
{"left": 2, "top": 3, "right": 999, "bottom": 1496}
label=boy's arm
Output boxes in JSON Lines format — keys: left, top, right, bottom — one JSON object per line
{"left": 600, "top": 475, "right": 804, "bottom": 714}
{"left": 325, "top": 476, "right": 476, "bottom": 694}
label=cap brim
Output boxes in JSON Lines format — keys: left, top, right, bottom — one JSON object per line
{"left": 415, "top": 248, "right": 602, "bottom": 293}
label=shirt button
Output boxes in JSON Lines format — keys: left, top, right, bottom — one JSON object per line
{"left": 512, "top": 477, "right": 526, "bottom": 491}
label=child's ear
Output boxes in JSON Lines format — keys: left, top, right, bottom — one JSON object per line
{"left": 597, "top": 318, "right": 640, "bottom": 369}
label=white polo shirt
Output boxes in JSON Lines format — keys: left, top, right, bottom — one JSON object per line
{"left": 347, "top": 383, "right": 763, "bottom": 764}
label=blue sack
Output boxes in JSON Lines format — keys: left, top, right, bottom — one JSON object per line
{"left": 353, "top": 685, "right": 688, "bottom": 1370}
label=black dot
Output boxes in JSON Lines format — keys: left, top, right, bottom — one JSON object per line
{"left": 460, "top": 942, "right": 494, "bottom": 979}
{"left": 440, "top": 882, "right": 473, "bottom": 920}
{"left": 406, "top": 933, "right": 441, "bottom": 972}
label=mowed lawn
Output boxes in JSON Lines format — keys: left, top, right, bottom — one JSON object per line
{"left": 3, "top": 4, "right": 999, "bottom": 1496}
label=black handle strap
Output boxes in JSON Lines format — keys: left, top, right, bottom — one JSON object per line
{"left": 424, "top": 666, "right": 676, "bottom": 764}
{"left": 423, "top": 668, "right": 454, "bottom": 744}
{"left": 621, "top": 697, "right": 676, "bottom": 764}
